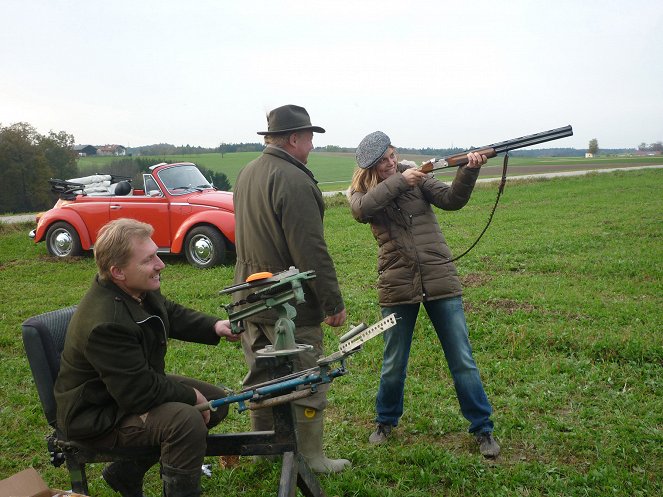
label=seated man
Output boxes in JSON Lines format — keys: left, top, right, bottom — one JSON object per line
{"left": 54, "top": 218, "right": 239, "bottom": 497}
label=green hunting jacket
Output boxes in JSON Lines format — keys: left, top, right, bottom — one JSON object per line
{"left": 349, "top": 163, "right": 480, "bottom": 306}
{"left": 232, "top": 145, "right": 344, "bottom": 325}
{"left": 54, "top": 276, "right": 220, "bottom": 441}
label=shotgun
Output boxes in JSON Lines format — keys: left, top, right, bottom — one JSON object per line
{"left": 419, "top": 125, "right": 573, "bottom": 173}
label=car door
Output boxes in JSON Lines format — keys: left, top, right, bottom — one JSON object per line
{"left": 109, "top": 194, "right": 171, "bottom": 249}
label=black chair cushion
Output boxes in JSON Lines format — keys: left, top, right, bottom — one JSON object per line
{"left": 22, "top": 306, "right": 77, "bottom": 427}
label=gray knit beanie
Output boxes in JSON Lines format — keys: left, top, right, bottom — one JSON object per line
{"left": 356, "top": 131, "right": 391, "bottom": 169}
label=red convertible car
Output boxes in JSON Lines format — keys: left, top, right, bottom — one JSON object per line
{"left": 30, "top": 162, "right": 235, "bottom": 268}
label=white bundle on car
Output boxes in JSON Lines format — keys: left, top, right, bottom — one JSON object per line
{"left": 67, "top": 174, "right": 113, "bottom": 195}
{"left": 68, "top": 174, "right": 112, "bottom": 185}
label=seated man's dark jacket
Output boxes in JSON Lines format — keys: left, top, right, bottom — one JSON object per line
{"left": 54, "top": 275, "right": 220, "bottom": 441}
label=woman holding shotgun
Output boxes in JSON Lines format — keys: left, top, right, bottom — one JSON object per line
{"left": 347, "top": 131, "right": 500, "bottom": 458}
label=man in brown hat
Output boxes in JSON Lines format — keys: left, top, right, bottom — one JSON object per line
{"left": 232, "top": 104, "right": 350, "bottom": 473}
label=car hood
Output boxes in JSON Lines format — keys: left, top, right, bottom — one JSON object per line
{"left": 188, "top": 190, "right": 234, "bottom": 211}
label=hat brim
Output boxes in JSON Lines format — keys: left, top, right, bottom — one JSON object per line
{"left": 257, "top": 125, "right": 326, "bottom": 135}
{"left": 358, "top": 142, "right": 390, "bottom": 169}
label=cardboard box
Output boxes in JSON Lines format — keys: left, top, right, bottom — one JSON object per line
{"left": 0, "top": 468, "right": 88, "bottom": 497}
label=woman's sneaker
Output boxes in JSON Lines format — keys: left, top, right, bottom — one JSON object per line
{"left": 368, "top": 423, "right": 392, "bottom": 444}
{"left": 476, "top": 432, "right": 500, "bottom": 458}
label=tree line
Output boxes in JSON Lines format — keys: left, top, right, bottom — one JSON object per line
{"left": 0, "top": 122, "right": 78, "bottom": 214}
{"left": 0, "top": 123, "right": 232, "bottom": 214}
{"left": 136, "top": 140, "right": 648, "bottom": 159}
{"left": 1, "top": 121, "right": 658, "bottom": 215}
{"left": 637, "top": 141, "right": 663, "bottom": 152}
{"left": 131, "top": 142, "right": 266, "bottom": 157}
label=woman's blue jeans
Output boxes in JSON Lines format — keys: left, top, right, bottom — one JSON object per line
{"left": 376, "top": 296, "right": 494, "bottom": 434}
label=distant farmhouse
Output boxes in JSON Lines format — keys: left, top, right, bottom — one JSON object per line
{"left": 74, "top": 145, "right": 97, "bottom": 157}
{"left": 73, "top": 144, "right": 126, "bottom": 157}
{"left": 96, "top": 144, "right": 127, "bottom": 156}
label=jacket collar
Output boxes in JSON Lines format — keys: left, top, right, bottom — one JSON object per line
{"left": 95, "top": 275, "right": 167, "bottom": 324}
{"left": 263, "top": 145, "right": 317, "bottom": 183}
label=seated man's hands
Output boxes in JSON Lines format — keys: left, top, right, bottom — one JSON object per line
{"left": 194, "top": 388, "right": 211, "bottom": 424}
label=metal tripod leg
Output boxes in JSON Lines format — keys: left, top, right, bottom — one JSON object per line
{"left": 273, "top": 403, "right": 327, "bottom": 497}
{"left": 280, "top": 451, "right": 327, "bottom": 497}
{"left": 204, "top": 388, "right": 327, "bottom": 495}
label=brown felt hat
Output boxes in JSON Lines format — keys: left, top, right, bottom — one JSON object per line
{"left": 257, "top": 104, "right": 325, "bottom": 135}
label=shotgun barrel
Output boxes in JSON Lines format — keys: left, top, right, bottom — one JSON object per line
{"left": 420, "top": 125, "right": 573, "bottom": 172}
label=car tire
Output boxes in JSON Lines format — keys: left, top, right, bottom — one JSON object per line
{"left": 45, "top": 222, "right": 83, "bottom": 258}
{"left": 184, "top": 226, "right": 227, "bottom": 269}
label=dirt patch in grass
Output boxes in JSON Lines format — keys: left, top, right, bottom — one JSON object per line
{"left": 465, "top": 297, "right": 537, "bottom": 315}
{"left": 0, "top": 254, "right": 88, "bottom": 272}
{"left": 401, "top": 430, "right": 547, "bottom": 467}
{"left": 37, "top": 254, "right": 88, "bottom": 264}
{"left": 495, "top": 438, "right": 546, "bottom": 466}
{"left": 460, "top": 272, "right": 493, "bottom": 288}
{"left": 484, "top": 298, "right": 536, "bottom": 314}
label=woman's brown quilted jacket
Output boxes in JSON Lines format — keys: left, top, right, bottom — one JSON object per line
{"left": 349, "top": 163, "right": 480, "bottom": 306}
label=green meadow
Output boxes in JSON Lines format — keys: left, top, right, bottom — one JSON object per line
{"left": 77, "top": 152, "right": 663, "bottom": 192}
{"left": 0, "top": 169, "right": 661, "bottom": 496}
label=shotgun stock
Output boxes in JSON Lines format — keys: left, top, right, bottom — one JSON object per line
{"left": 419, "top": 125, "right": 573, "bottom": 172}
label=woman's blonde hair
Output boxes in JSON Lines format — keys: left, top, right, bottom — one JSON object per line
{"left": 348, "top": 146, "right": 396, "bottom": 194}
{"left": 94, "top": 218, "right": 153, "bottom": 280}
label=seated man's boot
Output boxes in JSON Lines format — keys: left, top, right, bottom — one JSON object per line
{"left": 294, "top": 406, "right": 351, "bottom": 473}
{"left": 102, "top": 458, "right": 156, "bottom": 497}
{"left": 161, "top": 464, "right": 202, "bottom": 497}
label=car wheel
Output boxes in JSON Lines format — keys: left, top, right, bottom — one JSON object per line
{"left": 184, "top": 226, "right": 227, "bottom": 269}
{"left": 45, "top": 222, "right": 83, "bottom": 258}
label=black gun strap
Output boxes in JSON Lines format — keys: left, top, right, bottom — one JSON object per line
{"left": 443, "top": 152, "right": 509, "bottom": 264}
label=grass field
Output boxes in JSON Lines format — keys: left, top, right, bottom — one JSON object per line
{"left": 77, "top": 152, "right": 663, "bottom": 192}
{"left": 0, "top": 169, "right": 661, "bottom": 496}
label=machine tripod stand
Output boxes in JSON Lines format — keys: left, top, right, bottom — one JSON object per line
{"left": 203, "top": 354, "right": 326, "bottom": 497}
{"left": 201, "top": 268, "right": 396, "bottom": 496}
{"left": 210, "top": 268, "right": 328, "bottom": 496}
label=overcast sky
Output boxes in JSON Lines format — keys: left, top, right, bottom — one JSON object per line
{"left": 2, "top": 0, "right": 662, "bottom": 150}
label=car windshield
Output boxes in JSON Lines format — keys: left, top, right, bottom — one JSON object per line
{"left": 158, "top": 165, "right": 213, "bottom": 195}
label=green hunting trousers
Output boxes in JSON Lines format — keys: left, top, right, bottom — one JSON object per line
{"left": 85, "top": 374, "right": 228, "bottom": 472}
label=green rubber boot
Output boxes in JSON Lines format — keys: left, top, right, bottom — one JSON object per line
{"left": 161, "top": 464, "right": 201, "bottom": 497}
{"left": 250, "top": 407, "right": 278, "bottom": 462}
{"left": 294, "top": 406, "right": 351, "bottom": 473}
{"left": 102, "top": 458, "right": 155, "bottom": 497}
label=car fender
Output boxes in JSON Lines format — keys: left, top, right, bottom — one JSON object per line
{"left": 171, "top": 210, "right": 235, "bottom": 254}
{"left": 33, "top": 208, "right": 93, "bottom": 249}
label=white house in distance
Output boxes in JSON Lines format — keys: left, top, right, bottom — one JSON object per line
{"left": 73, "top": 145, "right": 98, "bottom": 157}
{"left": 96, "top": 144, "right": 127, "bottom": 156}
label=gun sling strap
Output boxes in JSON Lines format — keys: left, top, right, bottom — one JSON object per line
{"left": 443, "top": 152, "right": 509, "bottom": 264}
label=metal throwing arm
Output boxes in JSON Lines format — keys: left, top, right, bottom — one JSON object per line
{"left": 198, "top": 313, "right": 398, "bottom": 413}
{"left": 198, "top": 364, "right": 347, "bottom": 413}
